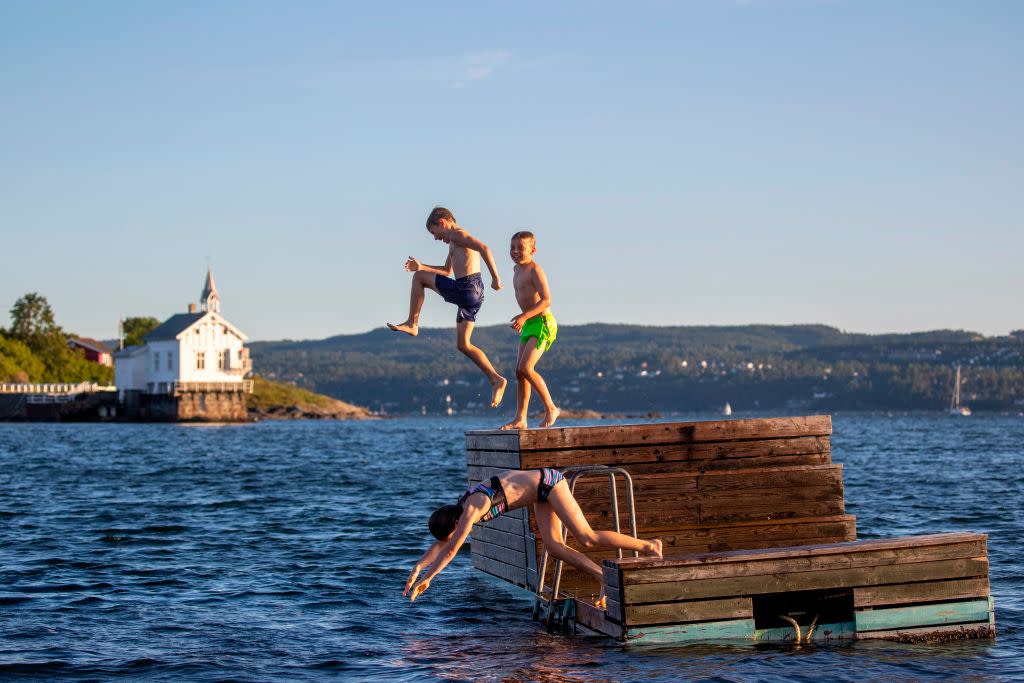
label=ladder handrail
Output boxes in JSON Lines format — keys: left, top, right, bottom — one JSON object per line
{"left": 533, "top": 464, "right": 639, "bottom": 627}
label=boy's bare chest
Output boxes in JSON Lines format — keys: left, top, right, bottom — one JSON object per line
{"left": 513, "top": 266, "right": 535, "bottom": 291}
{"left": 449, "top": 245, "right": 476, "bottom": 261}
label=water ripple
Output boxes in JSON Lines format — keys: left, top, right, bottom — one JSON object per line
{"left": 0, "top": 415, "right": 1021, "bottom": 681}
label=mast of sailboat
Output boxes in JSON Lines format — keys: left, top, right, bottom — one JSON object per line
{"left": 951, "top": 365, "right": 961, "bottom": 410}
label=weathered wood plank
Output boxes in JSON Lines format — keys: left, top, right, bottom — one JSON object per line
{"left": 525, "top": 532, "right": 538, "bottom": 575}
{"left": 572, "top": 464, "right": 846, "bottom": 528}
{"left": 571, "top": 464, "right": 841, "bottom": 498}
{"left": 696, "top": 464, "right": 843, "bottom": 491}
{"left": 573, "top": 599, "right": 623, "bottom": 639}
{"left": 855, "top": 622, "right": 995, "bottom": 641}
{"left": 516, "top": 416, "right": 832, "bottom": 451}
{"left": 473, "top": 513, "right": 527, "bottom": 535}
{"left": 624, "top": 618, "right": 756, "bottom": 645}
{"left": 853, "top": 577, "right": 990, "bottom": 608}
{"left": 466, "top": 450, "right": 521, "bottom": 468}
{"left": 624, "top": 597, "right": 753, "bottom": 627}
{"left": 578, "top": 493, "right": 844, "bottom": 530}
{"left": 698, "top": 492, "right": 845, "bottom": 524}
{"left": 473, "top": 538, "right": 527, "bottom": 567}
{"left": 555, "top": 516, "right": 857, "bottom": 572}
{"left": 604, "top": 564, "right": 621, "bottom": 590}
{"left": 471, "top": 553, "right": 529, "bottom": 587}
{"left": 466, "top": 465, "right": 510, "bottom": 485}
{"left": 465, "top": 432, "right": 520, "bottom": 452}
{"left": 613, "top": 532, "right": 987, "bottom": 570}
{"left": 471, "top": 524, "right": 527, "bottom": 551}
{"left": 623, "top": 557, "right": 989, "bottom": 603}
{"left": 620, "top": 540, "right": 986, "bottom": 585}
{"left": 855, "top": 599, "right": 992, "bottom": 633}
{"left": 519, "top": 436, "right": 831, "bottom": 470}
{"left": 655, "top": 515, "right": 857, "bottom": 553}
{"left": 609, "top": 452, "right": 833, "bottom": 475}
{"left": 549, "top": 516, "right": 858, "bottom": 596}
{"left": 606, "top": 597, "right": 624, "bottom": 622}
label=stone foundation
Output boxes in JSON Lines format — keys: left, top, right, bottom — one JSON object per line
{"left": 176, "top": 390, "right": 247, "bottom": 421}
{"left": 126, "top": 391, "right": 248, "bottom": 422}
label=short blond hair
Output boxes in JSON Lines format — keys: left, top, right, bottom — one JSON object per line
{"left": 511, "top": 230, "right": 535, "bottom": 244}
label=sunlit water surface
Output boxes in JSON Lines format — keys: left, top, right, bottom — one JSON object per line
{"left": 1, "top": 414, "right": 1021, "bottom": 681}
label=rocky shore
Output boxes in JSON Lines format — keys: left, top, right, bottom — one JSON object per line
{"left": 247, "top": 376, "right": 374, "bottom": 421}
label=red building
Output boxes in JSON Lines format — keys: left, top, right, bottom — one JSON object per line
{"left": 68, "top": 337, "right": 114, "bottom": 367}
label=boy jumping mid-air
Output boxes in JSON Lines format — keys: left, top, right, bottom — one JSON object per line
{"left": 388, "top": 207, "right": 507, "bottom": 408}
{"left": 501, "top": 231, "right": 560, "bottom": 429}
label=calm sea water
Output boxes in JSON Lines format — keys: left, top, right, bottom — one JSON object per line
{"left": 1, "top": 415, "right": 1021, "bottom": 682}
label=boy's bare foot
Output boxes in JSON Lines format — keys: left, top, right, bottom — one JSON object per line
{"left": 540, "top": 406, "right": 560, "bottom": 428}
{"left": 490, "top": 376, "right": 507, "bottom": 408}
{"left": 387, "top": 321, "right": 418, "bottom": 336}
{"left": 645, "top": 539, "right": 663, "bottom": 559}
{"left": 500, "top": 418, "right": 527, "bottom": 430}
{"left": 594, "top": 594, "right": 607, "bottom": 610}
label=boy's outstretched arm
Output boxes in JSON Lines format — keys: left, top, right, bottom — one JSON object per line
{"left": 450, "top": 230, "right": 502, "bottom": 290}
{"left": 405, "top": 253, "right": 452, "bottom": 277}
{"left": 406, "top": 509, "right": 477, "bottom": 602}
{"left": 512, "top": 265, "right": 553, "bottom": 331}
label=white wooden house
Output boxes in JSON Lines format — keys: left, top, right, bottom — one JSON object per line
{"left": 114, "top": 268, "right": 252, "bottom": 419}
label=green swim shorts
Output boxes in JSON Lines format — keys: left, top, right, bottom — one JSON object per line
{"left": 520, "top": 313, "right": 557, "bottom": 352}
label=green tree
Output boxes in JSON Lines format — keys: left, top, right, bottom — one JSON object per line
{"left": 10, "top": 292, "right": 58, "bottom": 343}
{"left": 0, "top": 335, "right": 45, "bottom": 382}
{"left": 122, "top": 316, "right": 161, "bottom": 347}
{"left": 3, "top": 293, "right": 114, "bottom": 384}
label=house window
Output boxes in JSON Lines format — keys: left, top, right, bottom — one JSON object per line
{"left": 218, "top": 350, "right": 227, "bottom": 370}
{"left": 154, "top": 352, "right": 160, "bottom": 371}
{"left": 167, "top": 352, "right": 174, "bottom": 371}
{"left": 197, "top": 352, "right": 205, "bottom": 370}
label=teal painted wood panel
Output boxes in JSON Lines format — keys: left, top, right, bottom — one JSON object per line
{"left": 755, "top": 621, "right": 857, "bottom": 643}
{"left": 855, "top": 599, "right": 991, "bottom": 633}
{"left": 856, "top": 621, "right": 994, "bottom": 641}
{"left": 626, "top": 619, "right": 755, "bottom": 645}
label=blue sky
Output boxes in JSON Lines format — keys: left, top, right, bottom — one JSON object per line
{"left": 1, "top": 1, "right": 1021, "bottom": 341}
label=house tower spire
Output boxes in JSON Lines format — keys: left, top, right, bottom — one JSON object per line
{"left": 201, "top": 266, "right": 220, "bottom": 313}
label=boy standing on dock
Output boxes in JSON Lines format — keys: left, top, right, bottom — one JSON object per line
{"left": 500, "top": 231, "right": 560, "bottom": 429}
{"left": 388, "top": 207, "right": 507, "bottom": 408}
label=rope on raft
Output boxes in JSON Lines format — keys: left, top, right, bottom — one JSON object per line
{"left": 778, "top": 613, "right": 820, "bottom": 643}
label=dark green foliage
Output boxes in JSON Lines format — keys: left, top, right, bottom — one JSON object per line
{"left": 0, "top": 336, "right": 44, "bottom": 382}
{"left": 122, "top": 316, "right": 161, "bottom": 347}
{"left": 9, "top": 292, "right": 58, "bottom": 345}
{"left": 0, "top": 293, "right": 114, "bottom": 384}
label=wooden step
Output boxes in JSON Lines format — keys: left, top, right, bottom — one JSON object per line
{"left": 466, "top": 415, "right": 832, "bottom": 452}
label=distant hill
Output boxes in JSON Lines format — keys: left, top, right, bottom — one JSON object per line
{"left": 248, "top": 324, "right": 1024, "bottom": 414}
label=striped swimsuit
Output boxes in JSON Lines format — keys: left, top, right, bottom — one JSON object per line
{"left": 459, "top": 477, "right": 508, "bottom": 522}
{"left": 459, "top": 468, "right": 565, "bottom": 521}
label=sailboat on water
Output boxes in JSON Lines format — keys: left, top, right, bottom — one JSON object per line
{"left": 950, "top": 365, "right": 972, "bottom": 416}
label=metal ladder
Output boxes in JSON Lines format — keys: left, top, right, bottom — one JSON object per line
{"left": 532, "top": 465, "right": 639, "bottom": 627}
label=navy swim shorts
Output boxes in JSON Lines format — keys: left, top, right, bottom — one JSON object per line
{"left": 435, "top": 273, "right": 485, "bottom": 323}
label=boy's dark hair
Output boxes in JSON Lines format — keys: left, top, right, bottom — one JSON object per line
{"left": 426, "top": 206, "right": 455, "bottom": 228}
{"left": 428, "top": 504, "right": 463, "bottom": 540}
{"left": 512, "top": 230, "right": 535, "bottom": 243}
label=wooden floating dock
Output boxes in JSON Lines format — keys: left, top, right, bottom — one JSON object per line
{"left": 465, "top": 416, "right": 995, "bottom": 645}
